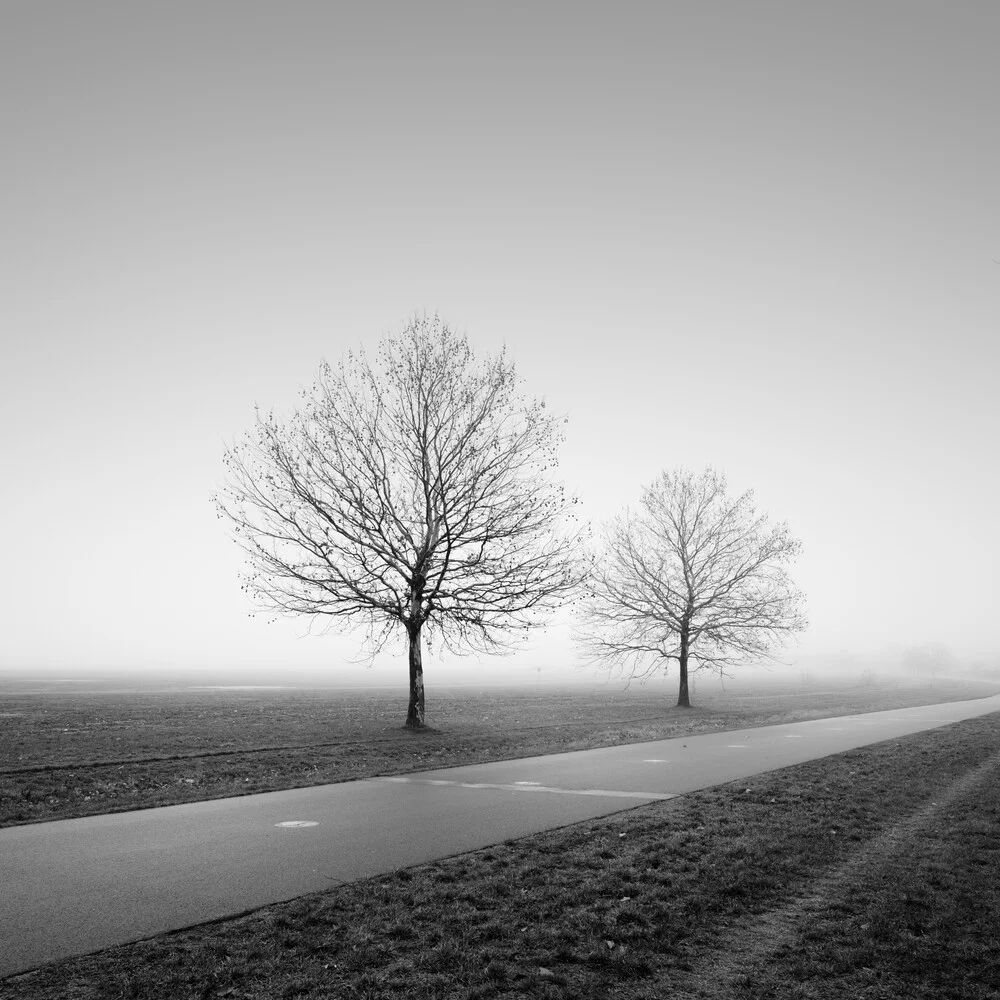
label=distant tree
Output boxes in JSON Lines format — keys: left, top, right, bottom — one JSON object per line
{"left": 575, "top": 468, "right": 807, "bottom": 707}
{"left": 215, "top": 317, "right": 582, "bottom": 728}
{"left": 902, "top": 642, "right": 954, "bottom": 680}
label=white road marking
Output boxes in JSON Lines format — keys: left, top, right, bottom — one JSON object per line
{"left": 275, "top": 821, "right": 318, "bottom": 828}
{"left": 514, "top": 781, "right": 542, "bottom": 785}
{"left": 378, "top": 777, "right": 675, "bottom": 800}
{"left": 642, "top": 759, "right": 668, "bottom": 763}
{"left": 726, "top": 745, "right": 749, "bottom": 749}
{"left": 785, "top": 735, "right": 804, "bottom": 738}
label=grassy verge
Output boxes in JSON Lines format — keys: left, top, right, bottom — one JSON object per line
{"left": 3, "top": 712, "right": 998, "bottom": 999}
{"left": 2, "top": 678, "right": 995, "bottom": 828}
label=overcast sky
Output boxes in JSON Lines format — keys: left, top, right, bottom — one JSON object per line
{"left": 2, "top": 2, "right": 997, "bottom": 683}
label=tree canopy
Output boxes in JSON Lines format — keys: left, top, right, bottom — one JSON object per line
{"left": 574, "top": 467, "right": 806, "bottom": 707}
{"left": 216, "top": 316, "right": 582, "bottom": 726}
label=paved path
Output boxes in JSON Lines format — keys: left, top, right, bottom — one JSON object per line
{"left": 3, "top": 694, "right": 999, "bottom": 978}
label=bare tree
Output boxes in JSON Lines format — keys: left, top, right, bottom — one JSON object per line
{"left": 902, "top": 642, "right": 954, "bottom": 680}
{"left": 215, "top": 316, "right": 582, "bottom": 727}
{"left": 575, "top": 467, "right": 806, "bottom": 707}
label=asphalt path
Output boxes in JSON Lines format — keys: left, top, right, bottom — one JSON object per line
{"left": 3, "top": 693, "right": 999, "bottom": 978}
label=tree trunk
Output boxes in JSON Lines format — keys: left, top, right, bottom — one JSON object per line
{"left": 676, "top": 629, "right": 691, "bottom": 708}
{"left": 405, "top": 624, "right": 425, "bottom": 729}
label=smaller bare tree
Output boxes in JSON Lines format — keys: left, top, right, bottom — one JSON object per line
{"left": 575, "top": 467, "right": 807, "bottom": 707}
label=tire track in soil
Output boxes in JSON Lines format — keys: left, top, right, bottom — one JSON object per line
{"left": 683, "top": 750, "right": 1000, "bottom": 999}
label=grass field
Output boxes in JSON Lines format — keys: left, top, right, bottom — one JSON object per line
{"left": 1, "top": 675, "right": 997, "bottom": 827}
{"left": 3, "top": 709, "right": 997, "bottom": 999}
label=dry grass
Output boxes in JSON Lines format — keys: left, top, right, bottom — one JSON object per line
{"left": 2, "top": 676, "right": 995, "bottom": 828}
{"left": 2, "top": 711, "right": 998, "bottom": 999}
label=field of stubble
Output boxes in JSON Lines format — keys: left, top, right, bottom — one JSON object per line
{"left": 2, "top": 673, "right": 996, "bottom": 827}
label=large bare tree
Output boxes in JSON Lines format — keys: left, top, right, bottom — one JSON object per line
{"left": 216, "top": 317, "right": 582, "bottom": 727}
{"left": 575, "top": 468, "right": 806, "bottom": 707}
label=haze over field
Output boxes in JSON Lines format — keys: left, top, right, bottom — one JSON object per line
{"left": 2, "top": 3, "right": 997, "bottom": 684}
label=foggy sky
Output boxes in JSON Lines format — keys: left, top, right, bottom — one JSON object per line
{"left": 1, "top": 2, "right": 998, "bottom": 682}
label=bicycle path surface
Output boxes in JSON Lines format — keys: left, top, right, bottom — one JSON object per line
{"left": 3, "top": 693, "right": 999, "bottom": 978}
